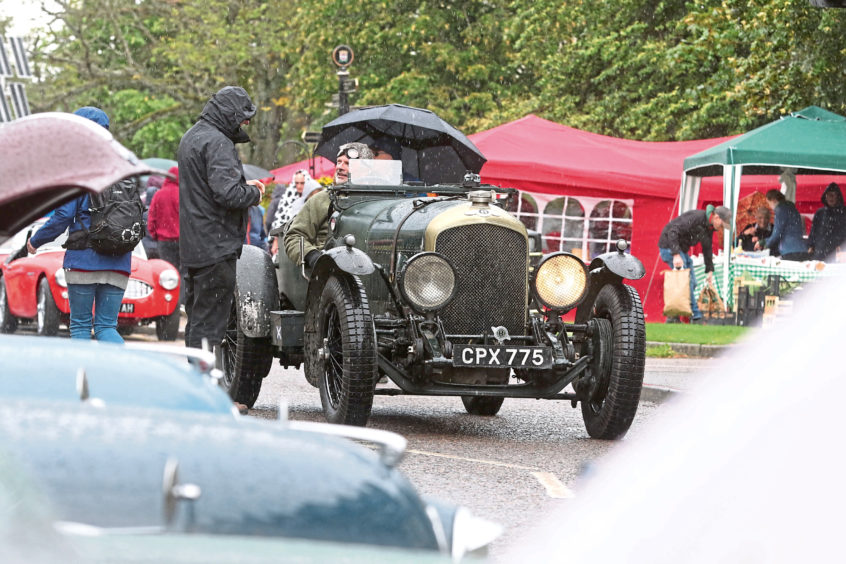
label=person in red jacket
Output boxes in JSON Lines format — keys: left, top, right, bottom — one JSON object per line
{"left": 148, "top": 166, "right": 182, "bottom": 302}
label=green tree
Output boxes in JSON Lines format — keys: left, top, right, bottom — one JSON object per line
{"left": 29, "top": 0, "right": 304, "bottom": 167}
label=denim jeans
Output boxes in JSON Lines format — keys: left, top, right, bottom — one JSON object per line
{"left": 658, "top": 248, "right": 702, "bottom": 319}
{"left": 67, "top": 283, "right": 126, "bottom": 343}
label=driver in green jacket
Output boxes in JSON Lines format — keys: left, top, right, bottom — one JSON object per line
{"left": 283, "top": 142, "right": 374, "bottom": 268}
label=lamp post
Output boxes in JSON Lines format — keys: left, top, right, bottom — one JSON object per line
{"left": 331, "top": 45, "right": 355, "bottom": 117}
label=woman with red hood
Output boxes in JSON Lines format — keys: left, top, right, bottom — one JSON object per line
{"left": 148, "top": 166, "right": 182, "bottom": 297}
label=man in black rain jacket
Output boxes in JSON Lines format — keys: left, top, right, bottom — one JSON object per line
{"left": 178, "top": 86, "right": 265, "bottom": 350}
{"left": 808, "top": 182, "right": 846, "bottom": 261}
{"left": 658, "top": 205, "right": 731, "bottom": 322}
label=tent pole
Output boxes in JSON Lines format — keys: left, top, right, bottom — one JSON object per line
{"left": 720, "top": 165, "right": 741, "bottom": 307}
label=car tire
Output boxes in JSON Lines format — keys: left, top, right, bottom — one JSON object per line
{"left": 0, "top": 279, "right": 17, "bottom": 334}
{"left": 461, "top": 396, "right": 504, "bottom": 416}
{"left": 155, "top": 308, "right": 181, "bottom": 341}
{"left": 36, "top": 277, "right": 60, "bottom": 336}
{"left": 219, "top": 302, "right": 272, "bottom": 408}
{"left": 314, "top": 273, "right": 376, "bottom": 426}
{"left": 580, "top": 283, "right": 645, "bottom": 440}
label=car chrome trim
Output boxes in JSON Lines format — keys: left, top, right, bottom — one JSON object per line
{"left": 449, "top": 507, "right": 504, "bottom": 560}
{"left": 123, "top": 342, "right": 217, "bottom": 378}
{"left": 424, "top": 505, "right": 450, "bottom": 554}
{"left": 54, "top": 521, "right": 165, "bottom": 537}
{"left": 284, "top": 420, "right": 407, "bottom": 468}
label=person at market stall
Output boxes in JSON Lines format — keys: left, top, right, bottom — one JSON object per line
{"left": 755, "top": 189, "right": 809, "bottom": 261}
{"left": 658, "top": 205, "right": 732, "bottom": 323}
{"left": 736, "top": 206, "right": 772, "bottom": 252}
{"left": 283, "top": 142, "right": 373, "bottom": 269}
{"left": 807, "top": 182, "right": 846, "bottom": 261}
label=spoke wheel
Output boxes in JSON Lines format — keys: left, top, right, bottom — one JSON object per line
{"left": 219, "top": 302, "right": 272, "bottom": 408}
{"left": 580, "top": 283, "right": 645, "bottom": 440}
{"left": 313, "top": 274, "right": 376, "bottom": 426}
{"left": 0, "top": 279, "right": 17, "bottom": 334}
{"left": 36, "top": 278, "right": 60, "bottom": 336}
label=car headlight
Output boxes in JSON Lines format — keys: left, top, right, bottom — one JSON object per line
{"left": 532, "top": 252, "right": 588, "bottom": 311}
{"left": 53, "top": 268, "right": 67, "bottom": 288}
{"left": 399, "top": 252, "right": 457, "bottom": 313}
{"left": 159, "top": 269, "right": 180, "bottom": 290}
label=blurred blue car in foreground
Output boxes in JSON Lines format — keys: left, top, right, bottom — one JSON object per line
{"left": 0, "top": 113, "right": 500, "bottom": 561}
{"left": 0, "top": 335, "right": 237, "bottom": 416}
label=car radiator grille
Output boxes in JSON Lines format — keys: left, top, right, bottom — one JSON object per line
{"left": 124, "top": 279, "right": 153, "bottom": 299}
{"left": 435, "top": 224, "right": 527, "bottom": 337}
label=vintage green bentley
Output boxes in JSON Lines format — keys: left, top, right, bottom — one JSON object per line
{"left": 223, "top": 169, "right": 646, "bottom": 439}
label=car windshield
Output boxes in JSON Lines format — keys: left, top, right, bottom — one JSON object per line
{"left": 348, "top": 159, "right": 403, "bottom": 186}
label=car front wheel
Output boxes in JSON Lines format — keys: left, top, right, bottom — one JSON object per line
{"left": 36, "top": 277, "right": 60, "bottom": 336}
{"left": 313, "top": 273, "right": 376, "bottom": 426}
{"left": 0, "top": 279, "right": 17, "bottom": 334}
{"left": 219, "top": 302, "right": 272, "bottom": 408}
{"left": 580, "top": 283, "right": 645, "bottom": 440}
{"left": 156, "top": 307, "right": 181, "bottom": 341}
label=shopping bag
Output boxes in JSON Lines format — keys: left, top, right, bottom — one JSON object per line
{"left": 663, "top": 268, "right": 693, "bottom": 317}
{"left": 697, "top": 282, "right": 726, "bottom": 319}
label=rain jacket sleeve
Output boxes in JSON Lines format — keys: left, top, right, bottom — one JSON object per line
{"left": 205, "top": 140, "right": 261, "bottom": 210}
{"left": 765, "top": 204, "right": 787, "bottom": 252}
{"left": 29, "top": 197, "right": 82, "bottom": 248}
{"left": 283, "top": 189, "right": 330, "bottom": 265}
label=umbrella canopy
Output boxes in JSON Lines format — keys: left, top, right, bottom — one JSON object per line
{"left": 314, "top": 104, "right": 486, "bottom": 185}
{"left": 0, "top": 113, "right": 162, "bottom": 242}
{"left": 242, "top": 163, "right": 274, "bottom": 182}
{"left": 141, "top": 157, "right": 177, "bottom": 174}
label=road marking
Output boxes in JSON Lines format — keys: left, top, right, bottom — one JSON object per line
{"left": 406, "top": 449, "right": 540, "bottom": 471}
{"left": 531, "top": 471, "right": 575, "bottom": 499}
{"left": 404, "top": 450, "right": 574, "bottom": 498}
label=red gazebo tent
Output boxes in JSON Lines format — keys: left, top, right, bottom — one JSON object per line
{"left": 270, "top": 114, "right": 838, "bottom": 320}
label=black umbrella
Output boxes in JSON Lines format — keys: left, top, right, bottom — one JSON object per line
{"left": 314, "top": 104, "right": 486, "bottom": 185}
{"left": 242, "top": 163, "right": 273, "bottom": 181}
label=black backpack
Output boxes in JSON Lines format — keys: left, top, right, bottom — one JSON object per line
{"left": 66, "top": 178, "right": 146, "bottom": 256}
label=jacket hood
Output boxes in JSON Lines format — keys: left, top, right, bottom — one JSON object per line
{"left": 161, "top": 166, "right": 179, "bottom": 192}
{"left": 821, "top": 182, "right": 844, "bottom": 207}
{"left": 73, "top": 106, "right": 110, "bottom": 130}
{"left": 200, "top": 86, "right": 256, "bottom": 143}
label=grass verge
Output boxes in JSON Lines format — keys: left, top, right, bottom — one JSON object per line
{"left": 645, "top": 322, "right": 749, "bottom": 346}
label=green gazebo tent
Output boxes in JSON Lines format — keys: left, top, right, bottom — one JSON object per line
{"left": 679, "top": 106, "right": 846, "bottom": 296}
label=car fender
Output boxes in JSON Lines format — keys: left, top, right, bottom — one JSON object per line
{"left": 588, "top": 250, "right": 645, "bottom": 281}
{"left": 575, "top": 248, "right": 644, "bottom": 323}
{"left": 235, "top": 245, "right": 279, "bottom": 338}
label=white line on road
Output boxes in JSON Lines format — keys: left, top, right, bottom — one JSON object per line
{"left": 530, "top": 471, "right": 575, "bottom": 499}
{"left": 406, "top": 449, "right": 575, "bottom": 498}
{"left": 406, "top": 448, "right": 540, "bottom": 470}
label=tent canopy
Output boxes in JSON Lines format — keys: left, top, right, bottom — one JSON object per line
{"left": 684, "top": 106, "right": 846, "bottom": 178}
{"left": 473, "top": 115, "right": 732, "bottom": 199}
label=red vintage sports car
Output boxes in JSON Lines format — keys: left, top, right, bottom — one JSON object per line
{"left": 0, "top": 218, "right": 181, "bottom": 340}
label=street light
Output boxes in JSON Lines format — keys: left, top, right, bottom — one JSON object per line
{"left": 331, "top": 45, "right": 355, "bottom": 116}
